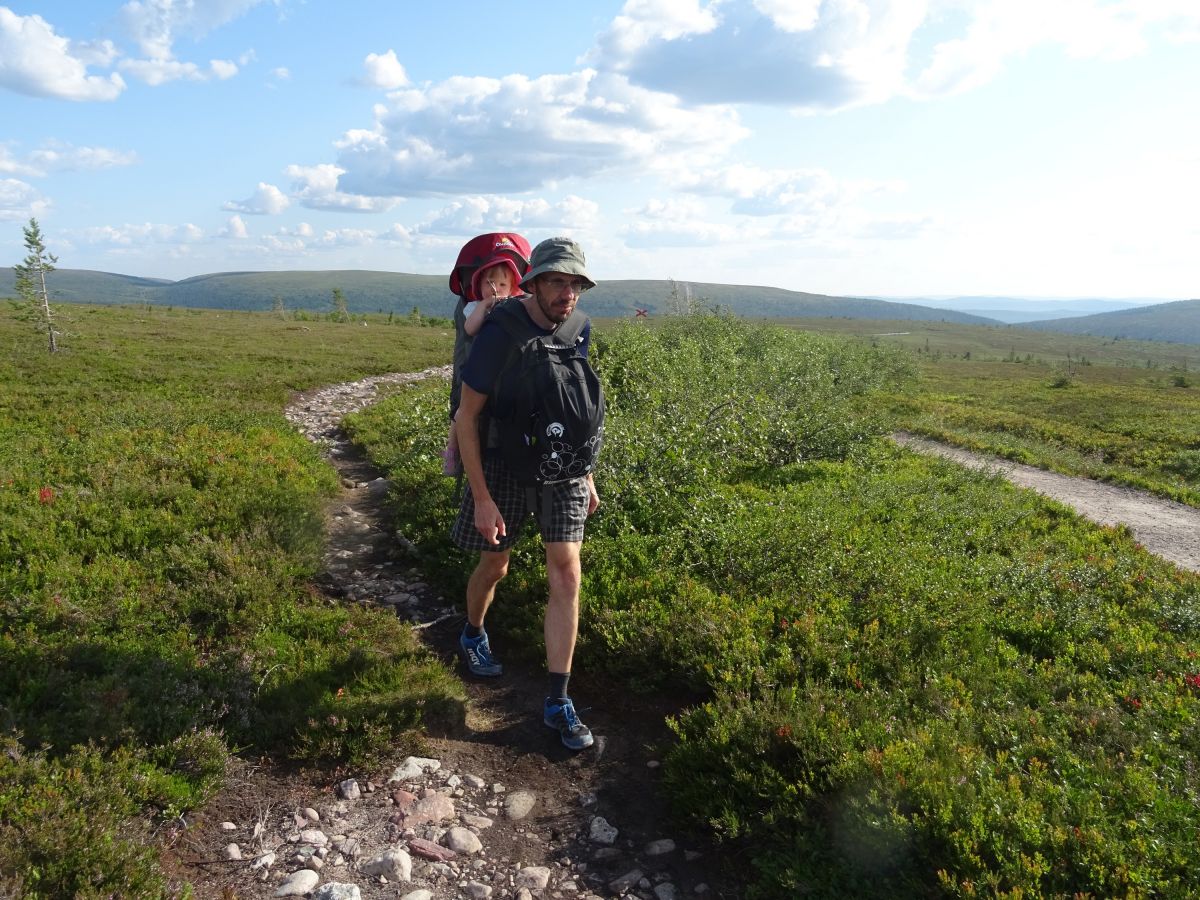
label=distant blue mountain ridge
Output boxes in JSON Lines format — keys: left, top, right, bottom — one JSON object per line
{"left": 4, "top": 268, "right": 1198, "bottom": 343}
{"left": 870, "top": 296, "right": 1168, "bottom": 324}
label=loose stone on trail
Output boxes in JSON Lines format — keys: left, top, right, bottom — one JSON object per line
{"left": 273, "top": 869, "right": 319, "bottom": 897}
{"left": 504, "top": 790, "right": 537, "bottom": 820}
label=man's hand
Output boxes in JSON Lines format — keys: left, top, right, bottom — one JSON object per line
{"left": 474, "top": 495, "right": 507, "bottom": 546}
{"left": 586, "top": 475, "right": 600, "bottom": 517}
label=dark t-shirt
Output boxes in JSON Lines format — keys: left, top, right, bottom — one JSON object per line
{"left": 460, "top": 301, "right": 591, "bottom": 397}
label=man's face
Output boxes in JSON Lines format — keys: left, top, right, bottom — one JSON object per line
{"left": 533, "top": 273, "right": 587, "bottom": 324}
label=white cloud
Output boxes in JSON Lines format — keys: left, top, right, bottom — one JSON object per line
{"left": 28, "top": 142, "right": 139, "bottom": 173}
{"left": 590, "top": 0, "right": 720, "bottom": 58}
{"left": 379, "top": 223, "right": 413, "bottom": 243}
{"left": 525, "top": 194, "right": 602, "bottom": 229}
{"left": 909, "top": 0, "right": 1200, "bottom": 98}
{"left": 593, "top": 0, "right": 1200, "bottom": 111}
{"left": 752, "top": 0, "right": 824, "bottom": 33}
{"left": 119, "top": 55, "right": 240, "bottom": 85}
{"left": 620, "top": 195, "right": 744, "bottom": 248}
{"left": 628, "top": 196, "right": 710, "bottom": 220}
{"left": 416, "top": 195, "right": 601, "bottom": 235}
{"left": 910, "top": 0, "right": 1153, "bottom": 97}
{"left": 78, "top": 222, "right": 205, "bottom": 245}
{"left": 221, "top": 215, "right": 249, "bottom": 238}
{"left": 310, "top": 227, "right": 378, "bottom": 248}
{"left": 271, "top": 66, "right": 290, "bottom": 80}
{"left": 223, "top": 182, "right": 291, "bottom": 215}
{"left": 74, "top": 39, "right": 122, "bottom": 68}
{"left": 0, "top": 178, "right": 50, "bottom": 220}
{"left": 666, "top": 162, "right": 907, "bottom": 224}
{"left": 210, "top": 58, "right": 238, "bottom": 79}
{"left": 118, "top": 0, "right": 271, "bottom": 60}
{"left": 118, "top": 56, "right": 202, "bottom": 85}
{"left": 261, "top": 222, "right": 315, "bottom": 252}
{"left": 591, "top": 0, "right": 926, "bottom": 110}
{"left": 0, "top": 8, "right": 125, "bottom": 101}
{"left": 116, "top": 0, "right": 268, "bottom": 85}
{"left": 256, "top": 221, "right": 421, "bottom": 255}
{"left": 1, "top": 141, "right": 137, "bottom": 177}
{"left": 668, "top": 163, "right": 845, "bottom": 215}
{"left": 332, "top": 69, "right": 745, "bottom": 198}
{"left": 285, "top": 163, "right": 402, "bottom": 212}
{"left": 852, "top": 212, "right": 936, "bottom": 239}
{"left": 0, "top": 147, "right": 41, "bottom": 178}
{"left": 362, "top": 49, "right": 409, "bottom": 89}
{"left": 620, "top": 195, "right": 742, "bottom": 246}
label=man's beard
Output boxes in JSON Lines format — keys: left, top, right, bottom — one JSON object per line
{"left": 536, "top": 285, "right": 575, "bottom": 324}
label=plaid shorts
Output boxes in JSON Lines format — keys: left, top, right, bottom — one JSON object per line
{"left": 452, "top": 455, "right": 590, "bottom": 551}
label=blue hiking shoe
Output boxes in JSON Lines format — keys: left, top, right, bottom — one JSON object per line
{"left": 543, "top": 697, "right": 594, "bottom": 751}
{"left": 459, "top": 629, "right": 503, "bottom": 677}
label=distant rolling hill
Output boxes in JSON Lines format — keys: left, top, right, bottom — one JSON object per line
{"left": 0, "top": 268, "right": 173, "bottom": 305}
{"left": 1, "top": 268, "right": 996, "bottom": 325}
{"left": 1018, "top": 298, "right": 1200, "bottom": 345}
{"left": 587, "top": 280, "right": 996, "bottom": 323}
{"left": 876, "top": 296, "right": 1160, "bottom": 324}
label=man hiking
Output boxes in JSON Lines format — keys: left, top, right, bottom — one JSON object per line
{"left": 451, "top": 236, "right": 603, "bottom": 751}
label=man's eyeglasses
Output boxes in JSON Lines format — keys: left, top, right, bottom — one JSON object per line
{"left": 541, "top": 275, "right": 591, "bottom": 295}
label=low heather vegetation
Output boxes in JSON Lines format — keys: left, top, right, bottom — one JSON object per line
{"left": 790, "top": 318, "right": 1200, "bottom": 508}
{"left": 356, "top": 313, "right": 1200, "bottom": 898}
{"left": 5, "top": 301, "right": 1198, "bottom": 897}
{"left": 0, "top": 306, "right": 462, "bottom": 895}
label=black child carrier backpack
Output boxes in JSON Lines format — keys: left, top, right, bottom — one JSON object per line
{"left": 487, "top": 300, "right": 605, "bottom": 487}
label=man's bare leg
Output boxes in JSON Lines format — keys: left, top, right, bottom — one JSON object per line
{"left": 543, "top": 541, "right": 582, "bottom": 673}
{"left": 460, "top": 548, "right": 510, "bottom": 677}
{"left": 542, "top": 539, "right": 592, "bottom": 749}
{"left": 466, "top": 548, "right": 510, "bottom": 628}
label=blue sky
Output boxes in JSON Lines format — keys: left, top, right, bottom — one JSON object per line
{"left": 1, "top": 0, "right": 1197, "bottom": 299}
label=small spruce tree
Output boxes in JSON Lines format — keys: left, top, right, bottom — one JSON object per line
{"left": 13, "top": 218, "right": 61, "bottom": 352}
{"left": 330, "top": 287, "right": 349, "bottom": 323}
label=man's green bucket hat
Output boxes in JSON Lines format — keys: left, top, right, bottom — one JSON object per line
{"left": 519, "top": 237, "right": 596, "bottom": 290}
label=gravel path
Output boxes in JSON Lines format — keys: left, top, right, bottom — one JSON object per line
{"left": 893, "top": 431, "right": 1200, "bottom": 574}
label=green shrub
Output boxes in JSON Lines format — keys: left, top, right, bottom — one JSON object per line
{"left": 0, "top": 735, "right": 219, "bottom": 897}
{"left": 345, "top": 311, "right": 1200, "bottom": 898}
{"left": 590, "top": 314, "right": 908, "bottom": 535}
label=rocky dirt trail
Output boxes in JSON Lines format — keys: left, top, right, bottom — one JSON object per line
{"left": 170, "top": 367, "right": 731, "bottom": 900}
{"left": 893, "top": 431, "right": 1200, "bottom": 574}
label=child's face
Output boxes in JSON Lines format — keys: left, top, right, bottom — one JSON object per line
{"left": 480, "top": 264, "right": 515, "bottom": 299}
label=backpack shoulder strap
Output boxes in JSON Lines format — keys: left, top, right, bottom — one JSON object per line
{"left": 488, "top": 297, "right": 540, "bottom": 346}
{"left": 550, "top": 309, "right": 587, "bottom": 346}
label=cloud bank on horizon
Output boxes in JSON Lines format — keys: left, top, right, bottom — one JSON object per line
{"left": 1, "top": 0, "right": 1197, "bottom": 298}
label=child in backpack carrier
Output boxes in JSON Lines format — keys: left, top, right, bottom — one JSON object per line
{"left": 444, "top": 233, "right": 533, "bottom": 475}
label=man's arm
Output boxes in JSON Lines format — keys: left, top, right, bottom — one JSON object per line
{"left": 456, "top": 383, "right": 505, "bottom": 545}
